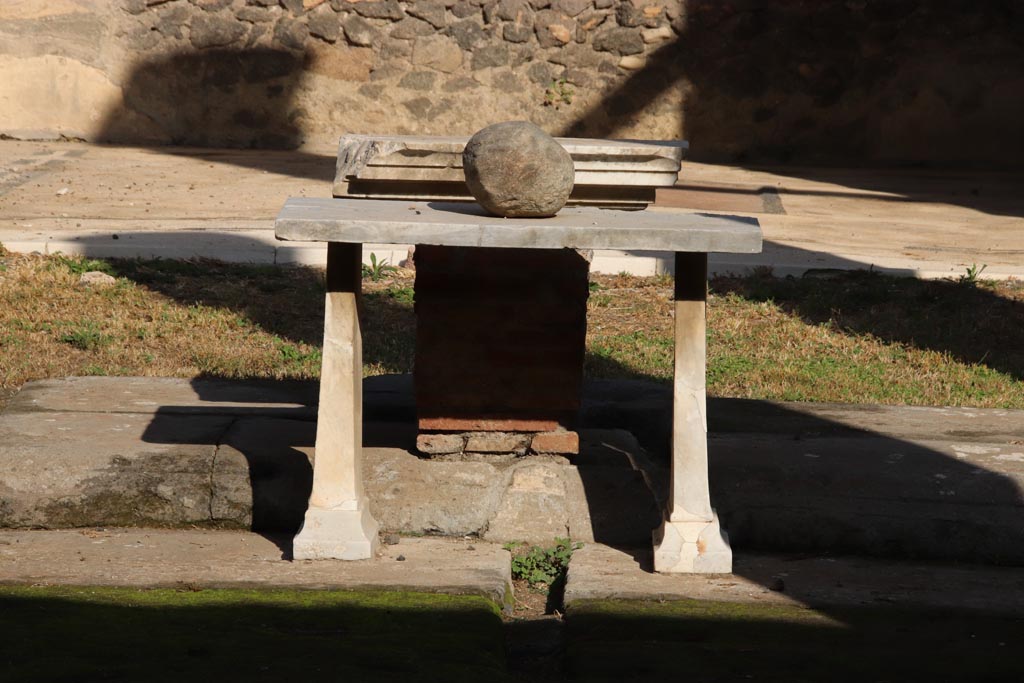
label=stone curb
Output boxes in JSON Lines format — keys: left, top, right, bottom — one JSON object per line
{"left": 565, "top": 543, "right": 1024, "bottom": 618}
{"left": 0, "top": 529, "right": 513, "bottom": 608}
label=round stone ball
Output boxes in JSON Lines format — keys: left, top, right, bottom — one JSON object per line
{"left": 463, "top": 121, "right": 575, "bottom": 218}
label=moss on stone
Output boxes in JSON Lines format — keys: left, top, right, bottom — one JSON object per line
{"left": 0, "top": 586, "right": 511, "bottom": 682}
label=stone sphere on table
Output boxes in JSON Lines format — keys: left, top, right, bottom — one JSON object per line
{"left": 462, "top": 121, "right": 575, "bottom": 218}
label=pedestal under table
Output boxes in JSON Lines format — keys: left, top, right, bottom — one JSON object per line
{"left": 274, "top": 197, "right": 762, "bottom": 573}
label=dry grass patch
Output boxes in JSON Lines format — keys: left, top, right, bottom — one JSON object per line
{"left": 0, "top": 251, "right": 418, "bottom": 391}
{"left": 584, "top": 270, "right": 1024, "bottom": 408}
{"left": 1, "top": 250, "right": 1022, "bottom": 409}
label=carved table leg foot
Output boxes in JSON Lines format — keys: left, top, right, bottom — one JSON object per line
{"left": 293, "top": 505, "right": 380, "bottom": 561}
{"left": 653, "top": 512, "right": 732, "bottom": 573}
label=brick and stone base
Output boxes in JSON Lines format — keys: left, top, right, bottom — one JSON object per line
{"left": 413, "top": 245, "right": 589, "bottom": 455}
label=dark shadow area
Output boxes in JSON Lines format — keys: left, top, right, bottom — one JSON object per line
{"left": 124, "top": 370, "right": 1024, "bottom": 679}
{"left": 424, "top": 201, "right": 494, "bottom": 217}
{"left": 131, "top": 369, "right": 1024, "bottom": 565}
{"left": 95, "top": 46, "right": 336, "bottom": 182}
{"left": 147, "top": 145, "right": 337, "bottom": 184}
{"left": 0, "top": 588, "right": 512, "bottom": 683}
{"left": 581, "top": 377, "right": 1024, "bottom": 565}
{"left": 569, "top": 431, "right": 663, "bottom": 549}
{"left": 670, "top": 176, "right": 1024, "bottom": 213}
{"left": 73, "top": 230, "right": 1024, "bottom": 392}
{"left": 99, "top": 48, "right": 304, "bottom": 151}
{"left": 563, "top": 599, "right": 1024, "bottom": 682}
{"left": 563, "top": 1, "right": 1024, "bottom": 219}
{"left": 138, "top": 377, "right": 417, "bottom": 542}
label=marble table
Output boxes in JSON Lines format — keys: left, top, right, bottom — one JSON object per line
{"left": 275, "top": 198, "right": 762, "bottom": 573}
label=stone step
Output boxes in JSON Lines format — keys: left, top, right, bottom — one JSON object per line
{"left": 0, "top": 529, "right": 511, "bottom": 607}
{"left": 565, "top": 543, "right": 1024, "bottom": 617}
{"left": 2, "top": 376, "right": 1022, "bottom": 564}
{"left": 0, "top": 382, "right": 656, "bottom": 545}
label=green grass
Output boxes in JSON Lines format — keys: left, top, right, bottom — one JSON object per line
{"left": 0, "top": 585, "right": 512, "bottom": 683}
{"left": 1, "top": 251, "right": 1022, "bottom": 408}
{"left": 58, "top": 321, "right": 113, "bottom": 351}
{"left": 566, "top": 598, "right": 1024, "bottom": 682}
{"left": 505, "top": 538, "right": 582, "bottom": 590}
{"left": 51, "top": 253, "right": 116, "bottom": 276}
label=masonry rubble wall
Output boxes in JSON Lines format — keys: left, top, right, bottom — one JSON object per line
{"left": 1, "top": 1, "right": 1022, "bottom": 167}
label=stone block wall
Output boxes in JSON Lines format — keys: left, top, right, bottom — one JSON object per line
{"left": 0, "top": 0, "right": 686, "bottom": 149}
{"left": 1, "top": 0, "right": 1022, "bottom": 166}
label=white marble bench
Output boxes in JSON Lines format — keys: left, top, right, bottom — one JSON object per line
{"left": 275, "top": 197, "right": 762, "bottom": 573}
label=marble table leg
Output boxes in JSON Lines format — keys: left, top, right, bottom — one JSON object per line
{"left": 652, "top": 252, "right": 732, "bottom": 573}
{"left": 292, "top": 242, "right": 380, "bottom": 560}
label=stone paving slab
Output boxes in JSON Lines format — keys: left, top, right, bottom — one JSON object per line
{"left": 4, "top": 140, "right": 1022, "bottom": 278}
{"left": 565, "top": 544, "right": 1024, "bottom": 618}
{"left": 14, "top": 376, "right": 1024, "bottom": 443}
{"left": 4, "top": 376, "right": 318, "bottom": 417}
{"left": 0, "top": 410, "right": 232, "bottom": 528}
{"left": 0, "top": 529, "right": 512, "bottom": 606}
{"left": 585, "top": 378, "right": 1024, "bottom": 456}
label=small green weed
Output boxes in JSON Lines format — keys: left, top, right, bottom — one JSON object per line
{"left": 504, "top": 538, "right": 582, "bottom": 590}
{"left": 543, "top": 78, "right": 574, "bottom": 108}
{"left": 53, "top": 254, "right": 116, "bottom": 276}
{"left": 59, "top": 323, "right": 112, "bottom": 351}
{"left": 385, "top": 285, "right": 415, "bottom": 305}
{"left": 958, "top": 263, "right": 987, "bottom": 286}
{"left": 362, "top": 253, "right": 396, "bottom": 282}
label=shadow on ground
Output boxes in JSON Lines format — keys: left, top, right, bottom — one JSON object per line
{"left": 134, "top": 372, "right": 1024, "bottom": 567}
{"left": 562, "top": 597, "right": 1024, "bottom": 682}
{"left": 99, "top": 252, "right": 416, "bottom": 373}
{"left": 68, "top": 235, "right": 1024, "bottom": 386}
{"left": 128, "top": 371, "right": 1024, "bottom": 680}
{"left": 0, "top": 586, "right": 511, "bottom": 683}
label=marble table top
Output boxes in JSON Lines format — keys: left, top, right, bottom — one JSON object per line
{"left": 275, "top": 197, "right": 762, "bottom": 254}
